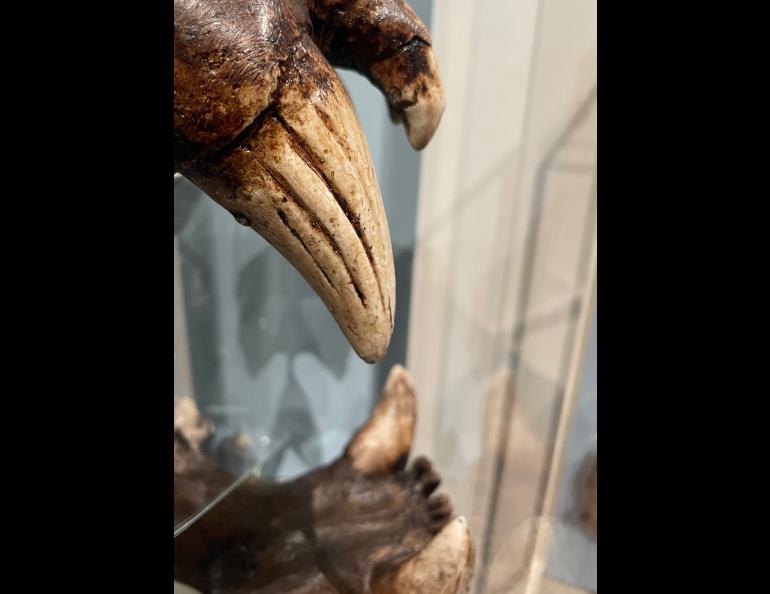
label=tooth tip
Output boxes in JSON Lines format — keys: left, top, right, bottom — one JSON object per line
{"left": 381, "top": 367, "right": 416, "bottom": 412}
{"left": 345, "top": 364, "right": 416, "bottom": 474}
{"left": 385, "top": 364, "right": 411, "bottom": 386}
{"left": 349, "top": 319, "right": 394, "bottom": 363}
{"left": 404, "top": 96, "right": 445, "bottom": 150}
{"left": 356, "top": 340, "right": 390, "bottom": 364}
{"left": 404, "top": 83, "right": 445, "bottom": 151}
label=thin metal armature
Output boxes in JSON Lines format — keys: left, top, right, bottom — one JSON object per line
{"left": 174, "top": 434, "right": 290, "bottom": 539}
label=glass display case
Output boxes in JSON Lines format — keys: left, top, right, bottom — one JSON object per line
{"left": 174, "top": 0, "right": 596, "bottom": 592}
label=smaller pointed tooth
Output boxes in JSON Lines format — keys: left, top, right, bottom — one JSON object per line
{"left": 378, "top": 516, "right": 475, "bottom": 594}
{"left": 370, "top": 41, "right": 445, "bottom": 151}
{"left": 345, "top": 365, "right": 416, "bottom": 475}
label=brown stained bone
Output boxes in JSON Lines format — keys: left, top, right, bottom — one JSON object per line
{"left": 174, "top": 0, "right": 444, "bottom": 363}
{"left": 307, "top": 0, "right": 445, "bottom": 149}
{"left": 174, "top": 367, "right": 474, "bottom": 594}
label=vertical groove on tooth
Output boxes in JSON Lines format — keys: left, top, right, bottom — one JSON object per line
{"left": 274, "top": 209, "right": 336, "bottom": 290}
{"left": 316, "top": 101, "right": 394, "bottom": 323}
{"left": 182, "top": 45, "right": 396, "bottom": 360}
{"left": 274, "top": 113, "right": 387, "bottom": 314}
{"left": 262, "top": 164, "right": 367, "bottom": 306}
{"left": 312, "top": 104, "right": 354, "bottom": 162}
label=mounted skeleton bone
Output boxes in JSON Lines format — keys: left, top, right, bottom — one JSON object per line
{"left": 174, "top": 366, "right": 475, "bottom": 593}
{"left": 174, "top": 0, "right": 445, "bottom": 363}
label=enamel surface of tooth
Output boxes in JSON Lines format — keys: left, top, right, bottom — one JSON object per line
{"left": 175, "top": 367, "right": 476, "bottom": 594}
{"left": 174, "top": 0, "right": 396, "bottom": 363}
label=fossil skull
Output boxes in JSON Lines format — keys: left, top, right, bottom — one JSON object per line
{"left": 174, "top": 366, "right": 474, "bottom": 593}
{"left": 174, "top": 0, "right": 445, "bottom": 362}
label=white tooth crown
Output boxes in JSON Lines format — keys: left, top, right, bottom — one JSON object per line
{"left": 187, "top": 50, "right": 395, "bottom": 363}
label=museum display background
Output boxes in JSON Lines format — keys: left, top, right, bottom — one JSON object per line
{"left": 174, "top": 0, "right": 596, "bottom": 592}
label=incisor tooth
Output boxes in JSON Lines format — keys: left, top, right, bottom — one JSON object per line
{"left": 370, "top": 40, "right": 446, "bottom": 150}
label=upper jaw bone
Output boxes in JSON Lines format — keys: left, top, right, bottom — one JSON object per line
{"left": 185, "top": 46, "right": 395, "bottom": 363}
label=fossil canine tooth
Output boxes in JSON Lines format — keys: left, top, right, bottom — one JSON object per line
{"left": 308, "top": 1, "right": 446, "bottom": 151}
{"left": 180, "top": 38, "right": 395, "bottom": 363}
{"left": 345, "top": 364, "right": 416, "bottom": 475}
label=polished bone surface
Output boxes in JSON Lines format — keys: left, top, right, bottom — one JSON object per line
{"left": 174, "top": 0, "right": 445, "bottom": 363}
{"left": 174, "top": 366, "right": 473, "bottom": 594}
